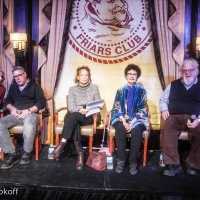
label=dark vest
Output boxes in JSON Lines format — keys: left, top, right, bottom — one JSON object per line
{"left": 168, "top": 78, "right": 200, "bottom": 116}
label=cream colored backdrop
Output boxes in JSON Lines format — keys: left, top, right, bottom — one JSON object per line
{"left": 54, "top": 0, "right": 163, "bottom": 130}
{"left": 54, "top": 46, "right": 162, "bottom": 129}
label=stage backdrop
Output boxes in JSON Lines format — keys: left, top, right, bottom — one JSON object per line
{"left": 54, "top": 0, "right": 162, "bottom": 130}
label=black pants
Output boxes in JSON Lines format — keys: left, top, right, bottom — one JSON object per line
{"left": 61, "top": 112, "right": 93, "bottom": 143}
{"left": 113, "top": 121, "right": 146, "bottom": 165}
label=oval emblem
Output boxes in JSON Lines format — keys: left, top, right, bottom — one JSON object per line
{"left": 69, "top": 0, "right": 152, "bottom": 64}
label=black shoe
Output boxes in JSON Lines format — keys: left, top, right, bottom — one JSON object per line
{"left": 163, "top": 164, "right": 182, "bottom": 176}
{"left": 20, "top": 151, "right": 31, "bottom": 164}
{"left": 1, "top": 153, "right": 19, "bottom": 169}
{"left": 186, "top": 165, "right": 198, "bottom": 176}
{"left": 129, "top": 164, "right": 138, "bottom": 175}
{"left": 115, "top": 160, "right": 125, "bottom": 174}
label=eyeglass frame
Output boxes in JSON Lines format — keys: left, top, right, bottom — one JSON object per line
{"left": 181, "top": 67, "right": 196, "bottom": 74}
{"left": 13, "top": 72, "right": 24, "bottom": 79}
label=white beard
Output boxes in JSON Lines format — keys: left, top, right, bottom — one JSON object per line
{"left": 182, "top": 77, "right": 196, "bottom": 87}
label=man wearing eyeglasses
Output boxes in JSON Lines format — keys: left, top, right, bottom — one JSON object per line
{"left": 160, "top": 58, "right": 200, "bottom": 176}
{"left": 0, "top": 66, "right": 46, "bottom": 169}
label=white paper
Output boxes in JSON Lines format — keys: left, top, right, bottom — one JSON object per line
{"left": 85, "top": 100, "right": 104, "bottom": 117}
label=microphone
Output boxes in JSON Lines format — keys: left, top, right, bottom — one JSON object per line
{"left": 190, "top": 115, "right": 196, "bottom": 123}
{"left": 124, "top": 114, "right": 129, "bottom": 123}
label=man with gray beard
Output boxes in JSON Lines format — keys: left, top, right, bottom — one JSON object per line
{"left": 159, "top": 58, "right": 200, "bottom": 176}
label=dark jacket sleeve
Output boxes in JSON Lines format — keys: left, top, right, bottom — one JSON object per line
{"left": 34, "top": 83, "right": 46, "bottom": 110}
{"left": 4, "top": 84, "right": 15, "bottom": 108}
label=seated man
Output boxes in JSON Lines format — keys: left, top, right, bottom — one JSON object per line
{"left": 0, "top": 66, "right": 46, "bottom": 169}
{"left": 159, "top": 58, "right": 200, "bottom": 176}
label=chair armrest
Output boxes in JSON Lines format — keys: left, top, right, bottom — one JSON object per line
{"left": 39, "top": 108, "right": 45, "bottom": 113}
{"left": 55, "top": 107, "right": 68, "bottom": 113}
{"left": 0, "top": 109, "right": 4, "bottom": 118}
{"left": 39, "top": 108, "right": 46, "bottom": 132}
{"left": 54, "top": 107, "right": 68, "bottom": 125}
{"left": 0, "top": 107, "right": 7, "bottom": 118}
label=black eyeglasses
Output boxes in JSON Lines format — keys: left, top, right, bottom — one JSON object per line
{"left": 181, "top": 68, "right": 196, "bottom": 74}
{"left": 13, "top": 72, "right": 24, "bottom": 79}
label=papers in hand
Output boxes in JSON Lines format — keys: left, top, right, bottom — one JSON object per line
{"left": 86, "top": 100, "right": 104, "bottom": 117}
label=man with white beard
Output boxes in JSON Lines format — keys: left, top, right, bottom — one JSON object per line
{"left": 159, "top": 58, "right": 200, "bottom": 176}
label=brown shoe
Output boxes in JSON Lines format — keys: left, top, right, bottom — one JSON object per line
{"left": 76, "top": 150, "right": 84, "bottom": 170}
{"left": 50, "top": 142, "right": 66, "bottom": 158}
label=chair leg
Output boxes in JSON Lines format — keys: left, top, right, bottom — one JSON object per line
{"left": 1, "top": 151, "right": 4, "bottom": 161}
{"left": 143, "top": 139, "right": 148, "bottom": 166}
{"left": 88, "top": 136, "right": 93, "bottom": 153}
{"left": 13, "top": 139, "right": 17, "bottom": 147}
{"left": 109, "top": 136, "right": 114, "bottom": 154}
{"left": 35, "top": 134, "right": 39, "bottom": 161}
{"left": 56, "top": 134, "right": 60, "bottom": 146}
{"left": 55, "top": 134, "right": 61, "bottom": 161}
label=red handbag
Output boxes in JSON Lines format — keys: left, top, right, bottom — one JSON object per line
{"left": 86, "top": 114, "right": 108, "bottom": 171}
{"left": 86, "top": 151, "right": 106, "bottom": 171}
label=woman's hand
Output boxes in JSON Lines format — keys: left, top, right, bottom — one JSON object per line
{"left": 78, "top": 108, "right": 88, "bottom": 115}
{"left": 126, "top": 119, "right": 136, "bottom": 132}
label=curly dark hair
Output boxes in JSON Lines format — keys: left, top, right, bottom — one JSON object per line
{"left": 74, "top": 66, "right": 92, "bottom": 83}
{"left": 124, "top": 64, "right": 141, "bottom": 78}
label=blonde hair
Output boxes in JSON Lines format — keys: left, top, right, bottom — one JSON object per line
{"left": 74, "top": 66, "right": 92, "bottom": 83}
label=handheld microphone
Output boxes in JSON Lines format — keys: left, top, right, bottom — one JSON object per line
{"left": 190, "top": 115, "right": 196, "bottom": 123}
{"left": 124, "top": 114, "right": 129, "bottom": 123}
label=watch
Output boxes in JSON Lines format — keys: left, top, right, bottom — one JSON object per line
{"left": 28, "top": 108, "right": 32, "bottom": 114}
{"left": 198, "top": 115, "right": 200, "bottom": 122}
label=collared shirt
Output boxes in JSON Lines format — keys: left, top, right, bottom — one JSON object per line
{"left": 18, "top": 79, "right": 29, "bottom": 91}
{"left": 159, "top": 78, "right": 198, "bottom": 112}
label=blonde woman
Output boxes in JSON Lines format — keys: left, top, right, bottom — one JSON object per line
{"left": 51, "top": 66, "right": 104, "bottom": 170}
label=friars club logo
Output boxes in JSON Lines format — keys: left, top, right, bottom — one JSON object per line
{"left": 68, "top": 0, "right": 152, "bottom": 64}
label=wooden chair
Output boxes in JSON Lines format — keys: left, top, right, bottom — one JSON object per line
{"left": 54, "top": 95, "right": 97, "bottom": 153}
{"left": 0, "top": 108, "right": 45, "bottom": 161}
{"left": 106, "top": 111, "right": 151, "bottom": 166}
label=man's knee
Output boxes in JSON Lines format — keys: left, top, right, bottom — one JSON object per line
{"left": 0, "top": 119, "right": 7, "bottom": 135}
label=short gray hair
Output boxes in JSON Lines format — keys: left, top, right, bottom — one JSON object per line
{"left": 12, "top": 66, "right": 25, "bottom": 73}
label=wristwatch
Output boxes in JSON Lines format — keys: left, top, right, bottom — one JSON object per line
{"left": 198, "top": 115, "right": 200, "bottom": 122}
{"left": 28, "top": 108, "right": 32, "bottom": 114}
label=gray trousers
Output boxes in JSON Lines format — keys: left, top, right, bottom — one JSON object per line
{"left": 0, "top": 113, "right": 39, "bottom": 153}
